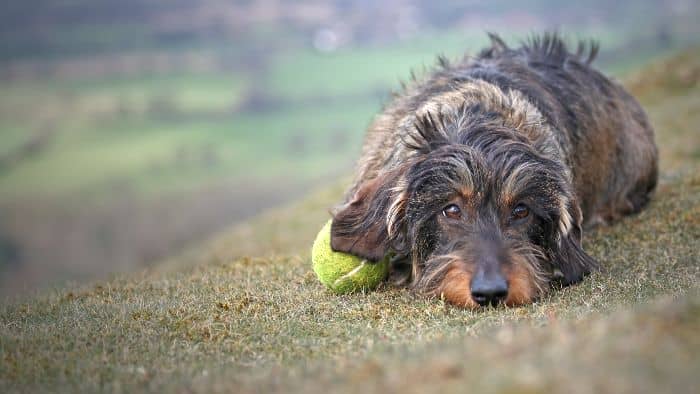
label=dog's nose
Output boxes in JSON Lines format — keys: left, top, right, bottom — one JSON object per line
{"left": 471, "top": 269, "right": 508, "bottom": 307}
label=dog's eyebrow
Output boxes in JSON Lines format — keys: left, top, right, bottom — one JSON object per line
{"left": 501, "top": 161, "right": 540, "bottom": 200}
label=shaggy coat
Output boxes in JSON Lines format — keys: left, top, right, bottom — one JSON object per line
{"left": 330, "top": 34, "right": 658, "bottom": 308}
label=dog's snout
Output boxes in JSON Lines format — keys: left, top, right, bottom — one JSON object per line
{"left": 471, "top": 268, "right": 508, "bottom": 307}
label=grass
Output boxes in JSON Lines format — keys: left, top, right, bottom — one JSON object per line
{"left": 1, "top": 48, "right": 699, "bottom": 393}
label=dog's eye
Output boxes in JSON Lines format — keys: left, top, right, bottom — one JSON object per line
{"left": 442, "top": 204, "right": 462, "bottom": 219}
{"left": 511, "top": 204, "right": 530, "bottom": 220}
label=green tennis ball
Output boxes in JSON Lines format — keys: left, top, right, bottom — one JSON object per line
{"left": 311, "top": 220, "right": 390, "bottom": 294}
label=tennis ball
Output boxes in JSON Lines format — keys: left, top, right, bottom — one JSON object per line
{"left": 311, "top": 220, "right": 390, "bottom": 294}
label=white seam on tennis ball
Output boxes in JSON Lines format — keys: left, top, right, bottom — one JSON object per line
{"left": 332, "top": 260, "right": 367, "bottom": 288}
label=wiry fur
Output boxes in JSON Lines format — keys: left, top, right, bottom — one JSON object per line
{"left": 330, "top": 33, "right": 658, "bottom": 308}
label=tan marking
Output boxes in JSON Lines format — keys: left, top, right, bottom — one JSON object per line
{"left": 500, "top": 191, "right": 515, "bottom": 209}
{"left": 459, "top": 186, "right": 474, "bottom": 201}
{"left": 504, "top": 254, "right": 541, "bottom": 307}
{"left": 438, "top": 264, "right": 478, "bottom": 309}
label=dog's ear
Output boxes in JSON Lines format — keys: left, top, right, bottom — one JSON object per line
{"left": 330, "top": 170, "right": 405, "bottom": 261}
{"left": 551, "top": 199, "right": 599, "bottom": 285}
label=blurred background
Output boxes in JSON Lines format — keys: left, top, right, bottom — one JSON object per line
{"left": 0, "top": 0, "right": 698, "bottom": 297}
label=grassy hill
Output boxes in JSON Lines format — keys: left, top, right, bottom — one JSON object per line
{"left": 1, "top": 48, "right": 699, "bottom": 393}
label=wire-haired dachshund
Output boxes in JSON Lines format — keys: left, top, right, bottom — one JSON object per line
{"left": 330, "top": 33, "right": 658, "bottom": 308}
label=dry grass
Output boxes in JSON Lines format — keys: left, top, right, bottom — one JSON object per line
{"left": 1, "top": 48, "right": 699, "bottom": 394}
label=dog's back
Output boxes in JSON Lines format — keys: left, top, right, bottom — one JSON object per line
{"left": 352, "top": 33, "right": 657, "bottom": 226}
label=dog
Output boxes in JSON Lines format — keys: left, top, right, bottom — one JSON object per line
{"left": 329, "top": 33, "right": 658, "bottom": 308}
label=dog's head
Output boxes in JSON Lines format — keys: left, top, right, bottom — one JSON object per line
{"left": 331, "top": 112, "right": 598, "bottom": 308}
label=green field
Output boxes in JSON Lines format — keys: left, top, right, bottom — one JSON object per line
{"left": 1, "top": 47, "right": 698, "bottom": 392}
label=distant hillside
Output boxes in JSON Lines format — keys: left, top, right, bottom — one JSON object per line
{"left": 2, "top": 0, "right": 699, "bottom": 62}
